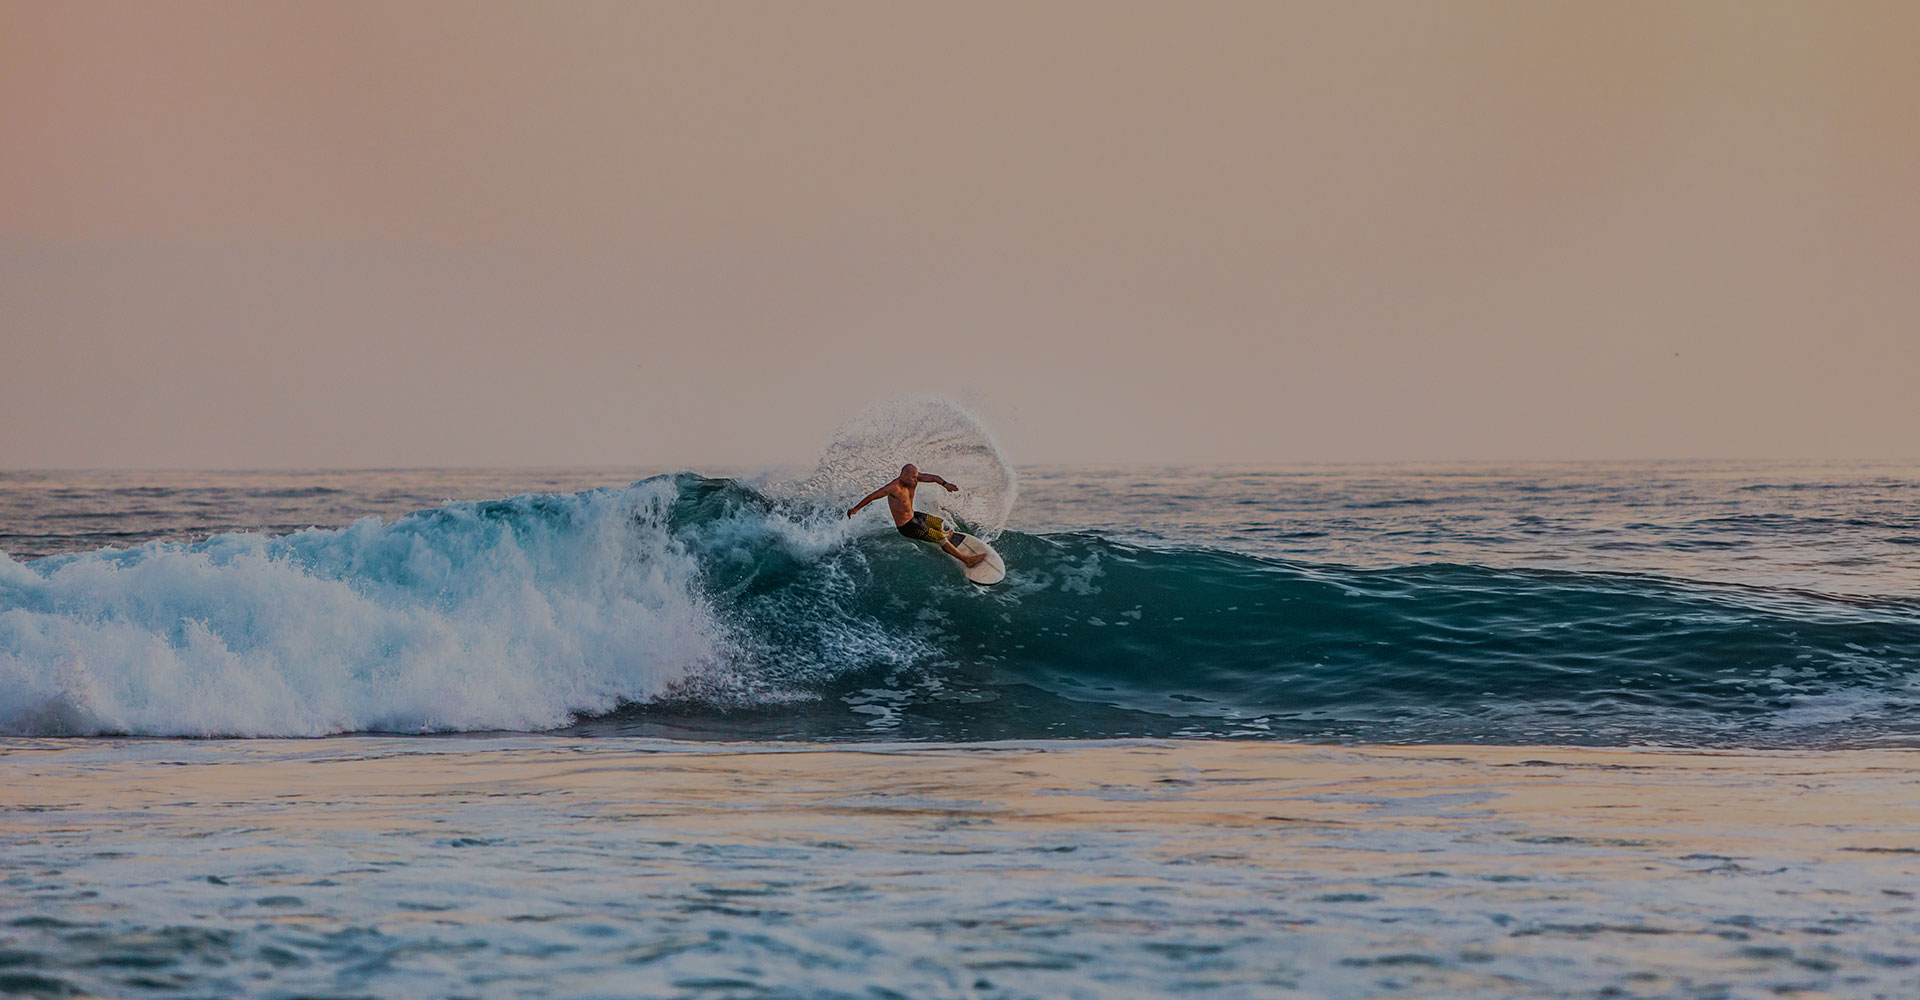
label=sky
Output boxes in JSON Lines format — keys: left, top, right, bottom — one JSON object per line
{"left": 3, "top": 1, "right": 1917, "bottom": 468}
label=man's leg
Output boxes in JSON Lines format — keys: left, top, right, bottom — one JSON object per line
{"left": 940, "top": 538, "right": 987, "bottom": 568}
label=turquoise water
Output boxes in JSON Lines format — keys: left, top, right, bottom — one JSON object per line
{"left": 4, "top": 462, "right": 1919, "bottom": 746}
{"left": 4, "top": 455, "right": 1920, "bottom": 998}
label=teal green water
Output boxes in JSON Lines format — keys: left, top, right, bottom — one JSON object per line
{"left": 4, "top": 462, "right": 1917, "bottom": 746}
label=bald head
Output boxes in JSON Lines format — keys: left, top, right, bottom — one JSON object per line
{"left": 900, "top": 464, "right": 919, "bottom": 483}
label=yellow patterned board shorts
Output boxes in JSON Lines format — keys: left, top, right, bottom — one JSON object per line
{"left": 896, "top": 512, "right": 950, "bottom": 544}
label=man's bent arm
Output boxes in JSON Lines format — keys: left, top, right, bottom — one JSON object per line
{"left": 919, "top": 473, "right": 960, "bottom": 490}
{"left": 847, "top": 486, "right": 891, "bottom": 516}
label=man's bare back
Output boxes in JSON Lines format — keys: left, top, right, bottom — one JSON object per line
{"left": 846, "top": 464, "right": 988, "bottom": 569}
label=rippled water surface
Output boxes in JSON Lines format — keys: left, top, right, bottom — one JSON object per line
{"left": 4, "top": 460, "right": 1919, "bottom": 998}
{"left": 5, "top": 738, "right": 1919, "bottom": 1000}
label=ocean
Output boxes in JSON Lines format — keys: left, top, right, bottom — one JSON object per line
{"left": 5, "top": 430, "right": 1920, "bottom": 996}
{"left": 6, "top": 460, "right": 1918, "bottom": 747}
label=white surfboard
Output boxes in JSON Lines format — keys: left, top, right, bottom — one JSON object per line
{"left": 949, "top": 533, "right": 1006, "bottom": 586}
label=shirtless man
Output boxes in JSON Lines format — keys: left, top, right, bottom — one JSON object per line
{"left": 847, "top": 464, "right": 989, "bottom": 568}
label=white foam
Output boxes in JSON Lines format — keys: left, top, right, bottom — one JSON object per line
{"left": 0, "top": 480, "right": 723, "bottom": 737}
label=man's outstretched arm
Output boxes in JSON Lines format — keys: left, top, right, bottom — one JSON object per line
{"left": 847, "top": 486, "right": 891, "bottom": 517}
{"left": 918, "top": 473, "right": 961, "bottom": 492}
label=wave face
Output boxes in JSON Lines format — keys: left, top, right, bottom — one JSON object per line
{"left": 6, "top": 473, "right": 1920, "bottom": 745}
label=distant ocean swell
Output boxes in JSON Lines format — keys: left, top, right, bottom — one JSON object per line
{"left": 4, "top": 474, "right": 1918, "bottom": 745}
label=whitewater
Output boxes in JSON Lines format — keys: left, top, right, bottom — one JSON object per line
{"left": 4, "top": 445, "right": 1920, "bottom": 747}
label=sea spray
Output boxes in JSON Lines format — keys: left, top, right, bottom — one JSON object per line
{"left": 784, "top": 396, "right": 1019, "bottom": 538}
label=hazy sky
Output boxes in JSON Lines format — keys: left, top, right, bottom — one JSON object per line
{"left": 4, "top": 1, "right": 1916, "bottom": 468}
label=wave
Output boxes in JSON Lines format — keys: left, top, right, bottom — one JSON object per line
{"left": 0, "top": 480, "right": 722, "bottom": 736}
{"left": 5, "top": 474, "right": 1920, "bottom": 744}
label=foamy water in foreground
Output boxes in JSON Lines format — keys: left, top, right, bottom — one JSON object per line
{"left": 4, "top": 739, "right": 1918, "bottom": 999}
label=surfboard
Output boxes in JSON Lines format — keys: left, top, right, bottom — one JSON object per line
{"left": 950, "top": 533, "right": 1006, "bottom": 586}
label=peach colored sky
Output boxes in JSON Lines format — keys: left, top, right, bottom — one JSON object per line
{"left": 4, "top": 1, "right": 1917, "bottom": 468}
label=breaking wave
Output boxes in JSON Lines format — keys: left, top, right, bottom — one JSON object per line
{"left": 5, "top": 473, "right": 1920, "bottom": 745}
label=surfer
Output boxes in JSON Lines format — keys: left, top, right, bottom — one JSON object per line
{"left": 847, "top": 464, "right": 989, "bottom": 568}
